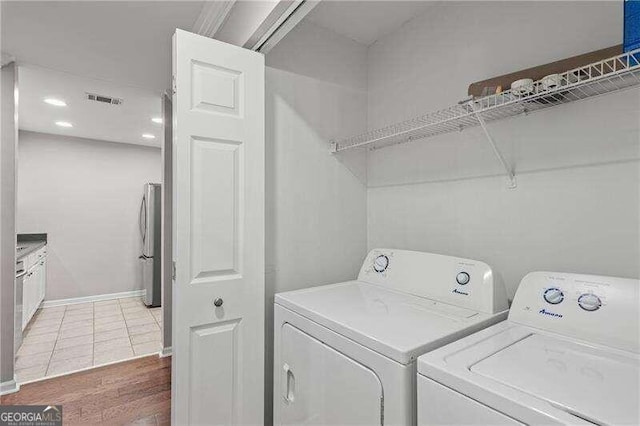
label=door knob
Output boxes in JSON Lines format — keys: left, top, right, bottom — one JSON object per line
{"left": 213, "top": 297, "right": 224, "bottom": 307}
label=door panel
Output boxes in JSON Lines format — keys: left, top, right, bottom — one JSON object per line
{"left": 191, "top": 62, "right": 242, "bottom": 116}
{"left": 36, "top": 261, "right": 44, "bottom": 305}
{"left": 279, "top": 323, "right": 383, "bottom": 426}
{"left": 190, "top": 137, "right": 242, "bottom": 280}
{"left": 189, "top": 320, "right": 241, "bottom": 425}
{"left": 172, "top": 29, "right": 265, "bottom": 425}
{"left": 39, "top": 257, "right": 46, "bottom": 302}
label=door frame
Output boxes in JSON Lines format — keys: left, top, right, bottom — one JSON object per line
{"left": 0, "top": 68, "right": 171, "bottom": 393}
{"left": 0, "top": 61, "right": 18, "bottom": 396}
{"left": 160, "top": 91, "right": 173, "bottom": 358}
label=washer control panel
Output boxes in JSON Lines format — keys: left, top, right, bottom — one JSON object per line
{"left": 509, "top": 271, "right": 639, "bottom": 353}
{"left": 539, "top": 284, "right": 605, "bottom": 312}
{"left": 538, "top": 280, "right": 607, "bottom": 314}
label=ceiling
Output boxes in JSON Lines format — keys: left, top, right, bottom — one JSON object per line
{"left": 2, "top": 1, "right": 436, "bottom": 146}
{"left": 1, "top": 1, "right": 205, "bottom": 92}
{"left": 19, "top": 65, "right": 163, "bottom": 148}
{"left": 305, "top": 1, "right": 436, "bottom": 46}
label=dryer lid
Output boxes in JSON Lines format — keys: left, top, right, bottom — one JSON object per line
{"left": 275, "top": 281, "right": 503, "bottom": 364}
{"left": 471, "top": 333, "right": 640, "bottom": 425}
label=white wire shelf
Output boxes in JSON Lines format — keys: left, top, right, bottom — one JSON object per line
{"left": 331, "top": 48, "right": 640, "bottom": 153}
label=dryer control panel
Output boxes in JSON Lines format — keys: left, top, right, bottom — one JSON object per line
{"left": 509, "top": 271, "right": 639, "bottom": 353}
{"left": 358, "top": 249, "right": 508, "bottom": 315}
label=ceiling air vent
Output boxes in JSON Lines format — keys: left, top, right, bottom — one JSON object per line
{"left": 86, "top": 92, "right": 123, "bottom": 105}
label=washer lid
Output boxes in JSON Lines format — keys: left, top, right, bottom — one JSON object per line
{"left": 275, "top": 281, "right": 503, "bottom": 364}
{"left": 471, "top": 333, "right": 638, "bottom": 425}
{"left": 418, "top": 323, "right": 640, "bottom": 424}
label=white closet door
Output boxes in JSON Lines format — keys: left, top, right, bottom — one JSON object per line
{"left": 278, "top": 324, "right": 383, "bottom": 425}
{"left": 171, "top": 29, "right": 265, "bottom": 425}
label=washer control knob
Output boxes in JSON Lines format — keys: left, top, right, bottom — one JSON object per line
{"left": 456, "top": 272, "right": 470, "bottom": 285}
{"left": 543, "top": 288, "right": 564, "bottom": 305}
{"left": 578, "top": 293, "right": 601, "bottom": 312}
{"left": 373, "top": 255, "right": 389, "bottom": 273}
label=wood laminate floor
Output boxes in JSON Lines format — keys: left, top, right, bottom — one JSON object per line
{"left": 1, "top": 355, "right": 171, "bottom": 425}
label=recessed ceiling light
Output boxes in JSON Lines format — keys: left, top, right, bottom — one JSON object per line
{"left": 55, "top": 121, "right": 73, "bottom": 128}
{"left": 151, "top": 117, "right": 163, "bottom": 124}
{"left": 44, "top": 98, "right": 67, "bottom": 107}
{"left": 142, "top": 133, "right": 155, "bottom": 139}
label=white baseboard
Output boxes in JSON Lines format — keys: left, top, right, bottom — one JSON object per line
{"left": 41, "top": 289, "right": 147, "bottom": 308}
{"left": 160, "top": 346, "right": 172, "bottom": 358}
{"left": 0, "top": 379, "right": 19, "bottom": 395}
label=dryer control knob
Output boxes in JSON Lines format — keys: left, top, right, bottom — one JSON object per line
{"left": 373, "top": 255, "right": 389, "bottom": 273}
{"left": 578, "top": 293, "right": 601, "bottom": 312}
{"left": 456, "top": 272, "right": 470, "bottom": 285}
{"left": 543, "top": 288, "right": 564, "bottom": 305}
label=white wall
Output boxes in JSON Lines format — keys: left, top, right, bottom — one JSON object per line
{"left": 265, "top": 19, "right": 369, "bottom": 422}
{"left": 369, "top": 162, "right": 640, "bottom": 296}
{"left": 366, "top": 1, "right": 640, "bottom": 297}
{"left": 367, "top": 1, "right": 623, "bottom": 129}
{"left": 17, "top": 131, "right": 161, "bottom": 301}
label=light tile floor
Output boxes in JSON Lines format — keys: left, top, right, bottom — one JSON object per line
{"left": 15, "top": 297, "right": 162, "bottom": 384}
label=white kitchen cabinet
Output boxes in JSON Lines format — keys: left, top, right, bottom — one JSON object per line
{"left": 22, "top": 269, "right": 36, "bottom": 330}
{"left": 35, "top": 247, "right": 46, "bottom": 304}
{"left": 38, "top": 256, "right": 46, "bottom": 303}
{"left": 22, "top": 245, "right": 47, "bottom": 330}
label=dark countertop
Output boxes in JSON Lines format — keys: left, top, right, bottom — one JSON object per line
{"left": 17, "top": 233, "right": 47, "bottom": 261}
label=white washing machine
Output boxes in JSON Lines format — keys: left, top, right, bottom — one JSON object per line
{"left": 273, "top": 249, "right": 509, "bottom": 425}
{"left": 417, "top": 271, "right": 640, "bottom": 425}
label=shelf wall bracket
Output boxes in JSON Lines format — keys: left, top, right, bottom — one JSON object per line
{"left": 469, "top": 102, "right": 517, "bottom": 189}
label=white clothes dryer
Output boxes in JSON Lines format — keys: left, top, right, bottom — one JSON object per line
{"left": 273, "top": 249, "right": 509, "bottom": 425}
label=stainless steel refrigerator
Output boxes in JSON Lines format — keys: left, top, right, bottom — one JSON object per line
{"left": 139, "top": 183, "right": 161, "bottom": 307}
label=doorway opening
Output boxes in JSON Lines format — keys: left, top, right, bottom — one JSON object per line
{"left": 13, "top": 65, "right": 170, "bottom": 383}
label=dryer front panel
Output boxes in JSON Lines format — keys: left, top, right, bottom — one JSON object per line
{"left": 279, "top": 323, "right": 383, "bottom": 425}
